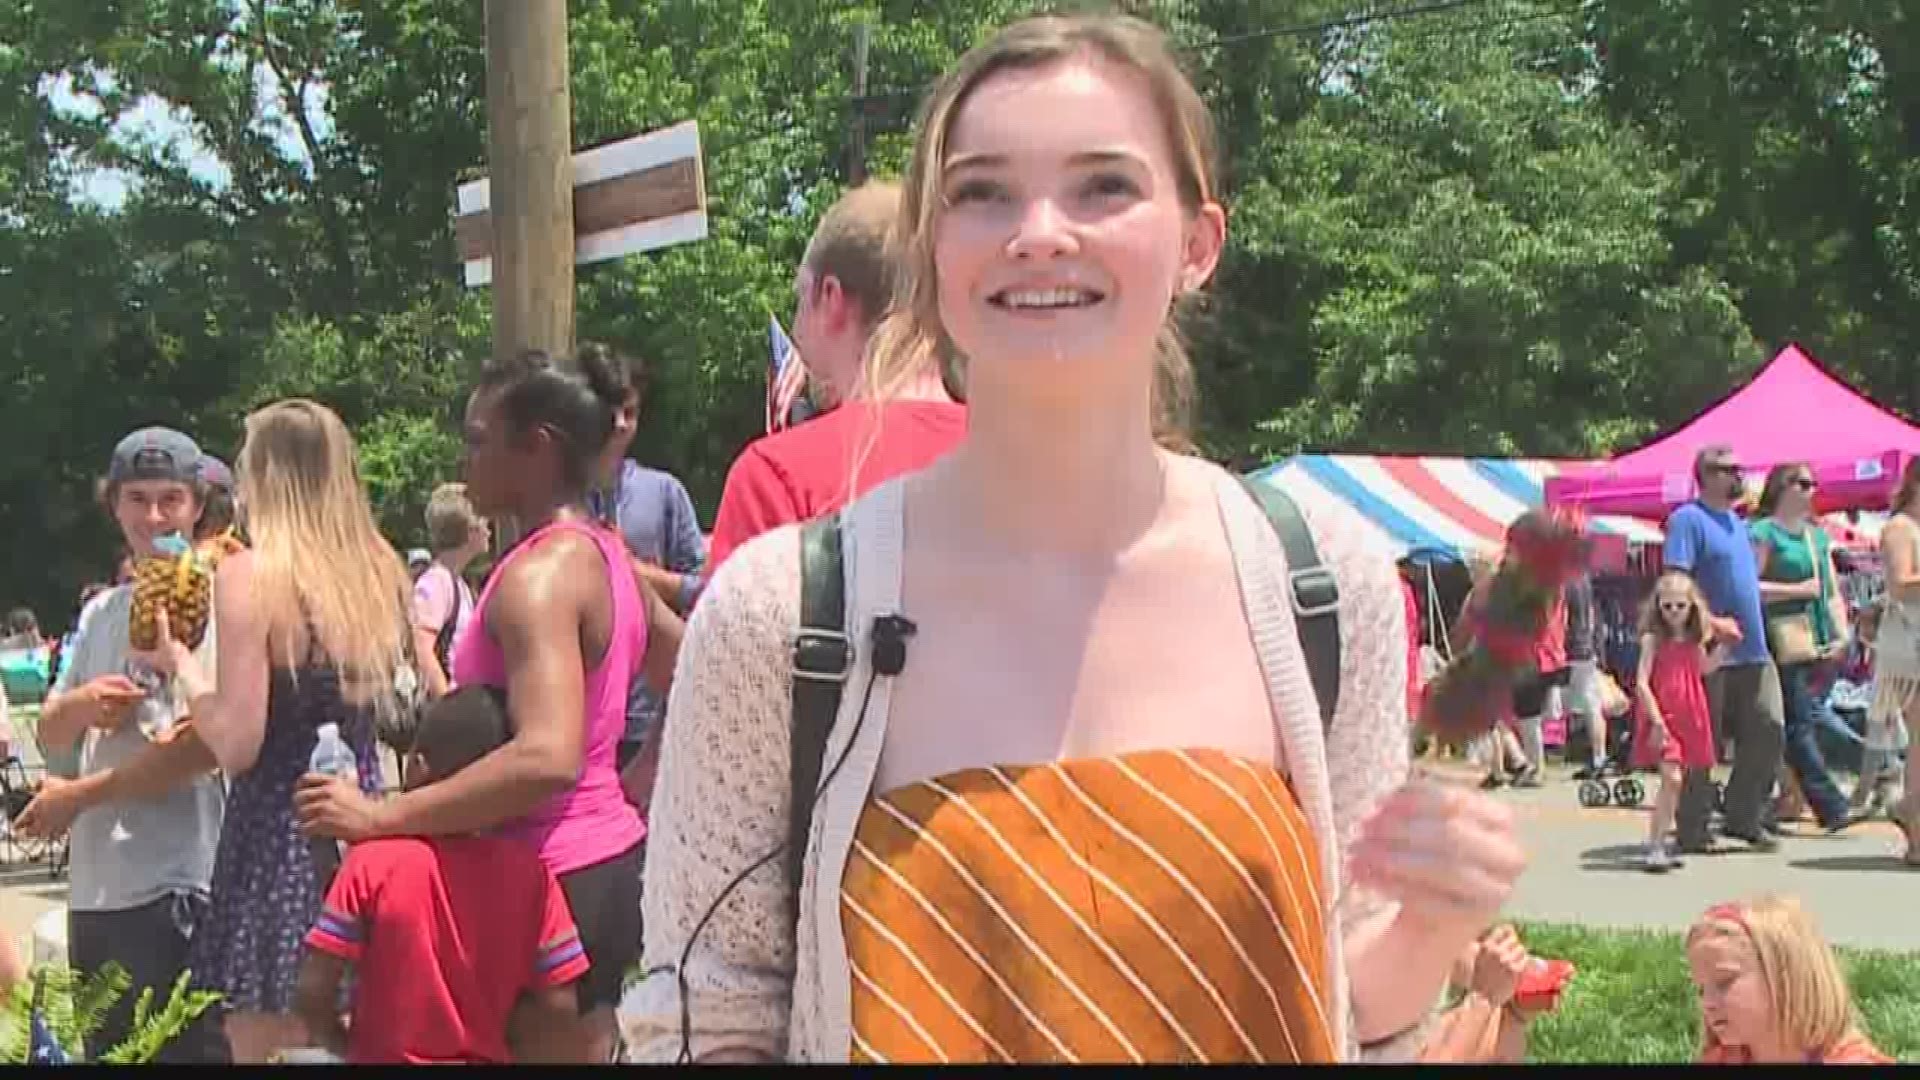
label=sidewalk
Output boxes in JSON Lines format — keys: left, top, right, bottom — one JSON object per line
{"left": 1486, "top": 761, "right": 1920, "bottom": 952}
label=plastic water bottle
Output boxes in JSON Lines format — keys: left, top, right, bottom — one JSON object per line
{"left": 308, "top": 723, "right": 359, "bottom": 888}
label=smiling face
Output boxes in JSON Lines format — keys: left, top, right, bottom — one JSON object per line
{"left": 1689, "top": 929, "right": 1779, "bottom": 1058}
{"left": 113, "top": 479, "right": 203, "bottom": 557}
{"left": 931, "top": 54, "right": 1225, "bottom": 410}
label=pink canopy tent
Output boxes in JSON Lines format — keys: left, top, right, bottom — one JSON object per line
{"left": 1545, "top": 344, "right": 1920, "bottom": 519}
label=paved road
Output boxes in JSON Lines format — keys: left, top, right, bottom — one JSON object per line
{"left": 1482, "top": 762, "right": 1920, "bottom": 952}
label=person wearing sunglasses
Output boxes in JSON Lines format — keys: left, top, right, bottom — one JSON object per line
{"left": 1750, "top": 464, "right": 1854, "bottom": 834}
{"left": 1660, "top": 446, "right": 1784, "bottom": 853}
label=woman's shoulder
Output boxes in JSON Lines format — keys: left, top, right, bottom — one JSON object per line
{"left": 689, "top": 522, "right": 802, "bottom": 641}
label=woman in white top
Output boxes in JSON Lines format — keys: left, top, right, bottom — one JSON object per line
{"left": 625, "top": 13, "right": 1524, "bottom": 1063}
{"left": 1877, "top": 459, "right": 1920, "bottom": 864}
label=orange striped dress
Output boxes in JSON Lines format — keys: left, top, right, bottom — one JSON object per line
{"left": 840, "top": 748, "right": 1335, "bottom": 1064}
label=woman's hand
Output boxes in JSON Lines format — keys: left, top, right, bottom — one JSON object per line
{"left": 295, "top": 774, "right": 389, "bottom": 842}
{"left": 1349, "top": 781, "right": 1527, "bottom": 953}
{"left": 131, "top": 608, "right": 204, "bottom": 689}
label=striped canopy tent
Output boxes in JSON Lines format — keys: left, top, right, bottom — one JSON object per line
{"left": 1247, "top": 454, "right": 1665, "bottom": 566}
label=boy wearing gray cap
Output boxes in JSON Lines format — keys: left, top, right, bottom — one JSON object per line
{"left": 24, "top": 427, "right": 228, "bottom": 1061}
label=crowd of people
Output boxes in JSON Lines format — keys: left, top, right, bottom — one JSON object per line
{"left": 1447, "top": 447, "right": 1920, "bottom": 877}
{"left": 1, "top": 10, "right": 1911, "bottom": 1065}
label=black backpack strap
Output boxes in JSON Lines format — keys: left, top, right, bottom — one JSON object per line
{"left": 1238, "top": 479, "right": 1342, "bottom": 731}
{"left": 787, "top": 514, "right": 851, "bottom": 918}
{"left": 434, "top": 568, "right": 464, "bottom": 673}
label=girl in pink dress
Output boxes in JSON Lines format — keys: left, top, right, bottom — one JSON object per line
{"left": 1634, "top": 570, "right": 1725, "bottom": 873}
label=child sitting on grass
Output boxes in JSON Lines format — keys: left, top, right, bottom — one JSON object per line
{"left": 1420, "top": 924, "right": 1573, "bottom": 1063}
{"left": 1687, "top": 894, "right": 1893, "bottom": 1064}
{"left": 292, "top": 686, "right": 591, "bottom": 1063}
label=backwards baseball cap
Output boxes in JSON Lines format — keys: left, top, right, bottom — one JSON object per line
{"left": 108, "top": 427, "right": 204, "bottom": 486}
{"left": 197, "top": 455, "right": 234, "bottom": 491}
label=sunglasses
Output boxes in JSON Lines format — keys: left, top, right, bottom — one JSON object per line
{"left": 1707, "top": 463, "right": 1744, "bottom": 477}
{"left": 1793, "top": 477, "right": 1818, "bottom": 492}
{"left": 1659, "top": 600, "right": 1691, "bottom": 612}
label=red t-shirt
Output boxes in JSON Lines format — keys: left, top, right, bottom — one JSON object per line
{"left": 304, "top": 835, "right": 589, "bottom": 1064}
{"left": 706, "top": 399, "right": 967, "bottom": 578}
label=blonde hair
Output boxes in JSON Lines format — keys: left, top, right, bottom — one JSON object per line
{"left": 1640, "top": 569, "right": 1714, "bottom": 646}
{"left": 862, "top": 12, "right": 1217, "bottom": 452}
{"left": 238, "top": 399, "right": 411, "bottom": 708}
{"left": 1893, "top": 457, "right": 1920, "bottom": 516}
{"left": 803, "top": 181, "right": 903, "bottom": 330}
{"left": 424, "top": 482, "right": 481, "bottom": 553}
{"left": 1688, "top": 894, "right": 1861, "bottom": 1060}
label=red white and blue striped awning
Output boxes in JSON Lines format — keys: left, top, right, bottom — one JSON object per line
{"left": 1248, "top": 455, "right": 1666, "bottom": 564}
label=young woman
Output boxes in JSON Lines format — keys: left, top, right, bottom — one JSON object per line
{"left": 1877, "top": 459, "right": 1920, "bottom": 864}
{"left": 1633, "top": 572, "right": 1724, "bottom": 872}
{"left": 624, "top": 14, "right": 1523, "bottom": 1064}
{"left": 1750, "top": 464, "right": 1852, "bottom": 832}
{"left": 136, "top": 400, "right": 408, "bottom": 1061}
{"left": 294, "top": 348, "right": 684, "bottom": 1062}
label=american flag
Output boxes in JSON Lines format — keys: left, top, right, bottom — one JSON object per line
{"left": 28, "top": 972, "right": 71, "bottom": 1065}
{"left": 766, "top": 315, "right": 810, "bottom": 435}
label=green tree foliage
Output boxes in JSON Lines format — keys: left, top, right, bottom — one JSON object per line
{"left": 2, "top": 0, "right": 1916, "bottom": 623}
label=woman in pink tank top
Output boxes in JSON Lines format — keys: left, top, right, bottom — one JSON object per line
{"left": 296, "top": 348, "right": 684, "bottom": 1061}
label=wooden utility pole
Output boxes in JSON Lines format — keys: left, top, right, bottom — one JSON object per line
{"left": 483, "top": 0, "right": 575, "bottom": 366}
{"left": 848, "top": 22, "right": 871, "bottom": 185}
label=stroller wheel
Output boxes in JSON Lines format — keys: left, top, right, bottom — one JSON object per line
{"left": 1577, "top": 780, "right": 1611, "bottom": 808}
{"left": 1614, "top": 778, "right": 1646, "bottom": 807}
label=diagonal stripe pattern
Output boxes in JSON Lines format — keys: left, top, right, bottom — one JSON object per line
{"left": 840, "top": 748, "right": 1334, "bottom": 1063}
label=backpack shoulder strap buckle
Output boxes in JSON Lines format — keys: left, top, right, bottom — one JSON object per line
{"left": 1238, "top": 477, "right": 1343, "bottom": 732}
{"left": 1289, "top": 565, "right": 1341, "bottom": 619}
{"left": 792, "top": 629, "right": 852, "bottom": 683}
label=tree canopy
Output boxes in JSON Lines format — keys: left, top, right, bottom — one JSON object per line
{"left": 2, "top": 0, "right": 1915, "bottom": 625}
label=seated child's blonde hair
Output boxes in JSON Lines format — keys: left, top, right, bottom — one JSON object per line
{"left": 1688, "top": 894, "right": 1859, "bottom": 1059}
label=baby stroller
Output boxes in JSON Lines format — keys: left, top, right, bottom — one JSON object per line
{"left": 1571, "top": 672, "right": 1727, "bottom": 812}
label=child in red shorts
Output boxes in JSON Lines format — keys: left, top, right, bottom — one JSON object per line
{"left": 292, "top": 686, "right": 591, "bottom": 1063}
{"left": 1633, "top": 571, "right": 1726, "bottom": 874}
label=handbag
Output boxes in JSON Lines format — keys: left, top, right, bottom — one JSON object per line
{"left": 1765, "top": 528, "right": 1823, "bottom": 666}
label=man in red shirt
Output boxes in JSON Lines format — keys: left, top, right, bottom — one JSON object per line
{"left": 703, "top": 181, "right": 966, "bottom": 579}
{"left": 295, "top": 686, "right": 590, "bottom": 1063}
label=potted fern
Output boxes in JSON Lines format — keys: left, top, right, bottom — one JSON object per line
{"left": 0, "top": 962, "right": 220, "bottom": 1064}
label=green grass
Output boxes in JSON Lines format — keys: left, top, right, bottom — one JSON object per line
{"left": 1517, "top": 922, "right": 1920, "bottom": 1063}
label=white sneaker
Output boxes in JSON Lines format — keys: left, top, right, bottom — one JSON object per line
{"left": 1642, "top": 842, "right": 1674, "bottom": 873}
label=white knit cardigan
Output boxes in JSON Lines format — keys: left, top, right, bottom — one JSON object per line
{"left": 621, "top": 466, "right": 1423, "bottom": 1062}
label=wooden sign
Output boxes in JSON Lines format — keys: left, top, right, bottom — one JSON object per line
{"left": 455, "top": 120, "right": 707, "bottom": 287}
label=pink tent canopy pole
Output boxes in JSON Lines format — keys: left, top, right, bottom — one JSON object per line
{"left": 1545, "top": 344, "right": 1920, "bottom": 518}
